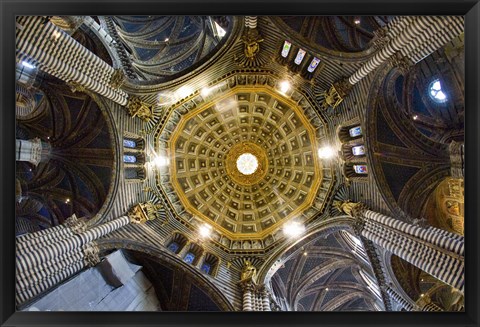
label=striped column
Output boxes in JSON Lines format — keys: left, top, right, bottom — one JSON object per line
{"left": 16, "top": 215, "right": 131, "bottom": 306}
{"left": 241, "top": 283, "right": 254, "bottom": 311}
{"left": 348, "top": 15, "right": 463, "bottom": 86}
{"left": 16, "top": 16, "right": 128, "bottom": 106}
{"left": 261, "top": 289, "right": 271, "bottom": 311}
{"left": 407, "top": 16, "right": 464, "bottom": 64}
{"left": 349, "top": 16, "right": 437, "bottom": 85}
{"left": 422, "top": 302, "right": 443, "bottom": 312}
{"left": 244, "top": 16, "right": 257, "bottom": 29}
{"left": 361, "top": 210, "right": 464, "bottom": 293}
{"left": 384, "top": 285, "right": 418, "bottom": 311}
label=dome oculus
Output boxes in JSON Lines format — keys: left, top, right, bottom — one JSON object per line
{"left": 236, "top": 153, "right": 258, "bottom": 175}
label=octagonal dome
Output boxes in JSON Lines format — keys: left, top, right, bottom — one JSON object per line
{"left": 156, "top": 72, "right": 334, "bottom": 246}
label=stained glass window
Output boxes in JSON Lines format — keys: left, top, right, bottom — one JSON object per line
{"left": 349, "top": 126, "right": 362, "bottom": 137}
{"left": 354, "top": 164, "right": 368, "bottom": 174}
{"left": 429, "top": 79, "right": 447, "bottom": 103}
{"left": 167, "top": 242, "right": 180, "bottom": 253}
{"left": 123, "top": 139, "right": 136, "bottom": 148}
{"left": 294, "top": 49, "right": 306, "bottom": 65}
{"left": 281, "top": 41, "right": 292, "bottom": 58}
{"left": 307, "top": 57, "right": 321, "bottom": 72}
{"left": 352, "top": 145, "right": 365, "bottom": 156}
{"left": 201, "top": 263, "right": 211, "bottom": 274}
{"left": 123, "top": 155, "right": 137, "bottom": 163}
{"left": 184, "top": 252, "right": 195, "bottom": 264}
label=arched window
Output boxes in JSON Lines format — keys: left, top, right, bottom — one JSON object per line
{"left": 352, "top": 145, "right": 366, "bottom": 156}
{"left": 123, "top": 155, "right": 137, "bottom": 163}
{"left": 201, "top": 262, "right": 211, "bottom": 274}
{"left": 349, "top": 126, "right": 362, "bottom": 138}
{"left": 281, "top": 40, "right": 292, "bottom": 58}
{"left": 294, "top": 49, "right": 306, "bottom": 65}
{"left": 165, "top": 233, "right": 188, "bottom": 254}
{"left": 123, "top": 139, "right": 137, "bottom": 148}
{"left": 167, "top": 241, "right": 180, "bottom": 253}
{"left": 428, "top": 79, "right": 447, "bottom": 103}
{"left": 200, "top": 253, "right": 219, "bottom": 276}
{"left": 307, "top": 57, "right": 321, "bottom": 73}
{"left": 353, "top": 164, "right": 368, "bottom": 174}
{"left": 183, "top": 252, "right": 196, "bottom": 264}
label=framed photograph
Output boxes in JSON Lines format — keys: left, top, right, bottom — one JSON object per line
{"left": 2, "top": 1, "right": 479, "bottom": 327}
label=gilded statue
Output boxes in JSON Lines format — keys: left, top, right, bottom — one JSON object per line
{"left": 333, "top": 200, "right": 366, "bottom": 218}
{"left": 128, "top": 201, "right": 163, "bottom": 224}
{"left": 321, "top": 84, "right": 343, "bottom": 109}
{"left": 241, "top": 28, "right": 264, "bottom": 60}
{"left": 240, "top": 260, "right": 258, "bottom": 284}
{"left": 127, "top": 97, "right": 154, "bottom": 122}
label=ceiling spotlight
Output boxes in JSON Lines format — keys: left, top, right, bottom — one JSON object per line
{"left": 164, "top": 37, "right": 169, "bottom": 42}
{"left": 283, "top": 221, "right": 305, "bottom": 238}
{"left": 354, "top": 18, "right": 361, "bottom": 25}
{"left": 153, "top": 156, "right": 169, "bottom": 167}
{"left": 303, "top": 252, "right": 308, "bottom": 256}
{"left": 199, "top": 224, "right": 212, "bottom": 238}
{"left": 22, "top": 61, "right": 35, "bottom": 69}
{"left": 325, "top": 288, "right": 329, "bottom": 291}
{"left": 279, "top": 80, "right": 291, "bottom": 93}
{"left": 201, "top": 87, "right": 211, "bottom": 97}
{"left": 318, "top": 146, "right": 335, "bottom": 159}
{"left": 413, "top": 115, "right": 418, "bottom": 120}
{"left": 175, "top": 85, "right": 194, "bottom": 99}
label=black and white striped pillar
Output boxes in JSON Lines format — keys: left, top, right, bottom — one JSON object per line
{"left": 16, "top": 16, "right": 128, "bottom": 106}
{"left": 361, "top": 210, "right": 464, "bottom": 293}
{"left": 384, "top": 284, "right": 418, "bottom": 311}
{"left": 348, "top": 15, "right": 464, "bottom": 86}
{"left": 15, "top": 215, "right": 130, "bottom": 306}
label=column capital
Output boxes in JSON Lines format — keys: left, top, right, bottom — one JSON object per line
{"left": 109, "top": 68, "right": 125, "bottom": 89}
{"left": 83, "top": 242, "right": 100, "bottom": 267}
{"left": 371, "top": 27, "right": 389, "bottom": 51}
{"left": 388, "top": 52, "right": 413, "bottom": 75}
{"left": 64, "top": 214, "right": 87, "bottom": 234}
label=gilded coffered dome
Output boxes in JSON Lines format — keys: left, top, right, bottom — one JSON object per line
{"left": 156, "top": 72, "right": 335, "bottom": 246}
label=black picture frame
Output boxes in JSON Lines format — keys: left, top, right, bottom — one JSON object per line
{"left": 2, "top": 0, "right": 479, "bottom": 326}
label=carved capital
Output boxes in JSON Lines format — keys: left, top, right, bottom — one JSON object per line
{"left": 83, "top": 243, "right": 100, "bottom": 267}
{"left": 64, "top": 214, "right": 87, "bottom": 234}
{"left": 388, "top": 52, "right": 412, "bottom": 75}
{"left": 371, "top": 27, "right": 389, "bottom": 51}
{"left": 67, "top": 81, "right": 86, "bottom": 93}
{"left": 109, "top": 68, "right": 125, "bottom": 89}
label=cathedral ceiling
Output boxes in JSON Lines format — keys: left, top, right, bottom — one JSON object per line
{"left": 121, "top": 248, "right": 233, "bottom": 311}
{"left": 154, "top": 71, "right": 336, "bottom": 248}
{"left": 272, "top": 16, "right": 392, "bottom": 59}
{"left": 269, "top": 231, "right": 380, "bottom": 311}
{"left": 16, "top": 78, "right": 116, "bottom": 232}
{"left": 365, "top": 63, "right": 457, "bottom": 219}
{"left": 113, "top": 16, "right": 232, "bottom": 81}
